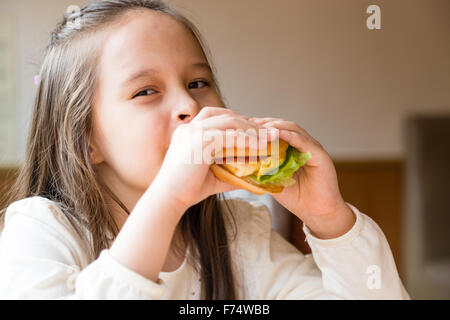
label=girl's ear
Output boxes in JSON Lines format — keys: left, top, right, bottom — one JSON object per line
{"left": 88, "top": 143, "right": 104, "bottom": 165}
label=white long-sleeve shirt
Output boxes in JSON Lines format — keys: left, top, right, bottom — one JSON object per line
{"left": 0, "top": 195, "right": 410, "bottom": 299}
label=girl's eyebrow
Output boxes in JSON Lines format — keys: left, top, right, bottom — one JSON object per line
{"left": 191, "top": 62, "right": 212, "bottom": 74}
{"left": 122, "top": 62, "right": 212, "bottom": 86}
{"left": 122, "top": 68, "right": 159, "bottom": 86}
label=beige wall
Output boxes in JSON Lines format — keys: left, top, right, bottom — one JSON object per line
{"left": 169, "top": 0, "right": 450, "bottom": 159}
{"left": 2, "top": 0, "right": 449, "bottom": 163}
{"left": 0, "top": 0, "right": 91, "bottom": 166}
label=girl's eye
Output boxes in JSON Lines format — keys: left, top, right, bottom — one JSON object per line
{"left": 188, "top": 80, "right": 210, "bottom": 89}
{"left": 133, "top": 88, "right": 157, "bottom": 98}
{"left": 133, "top": 80, "right": 210, "bottom": 99}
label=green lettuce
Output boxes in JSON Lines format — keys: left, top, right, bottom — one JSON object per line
{"left": 248, "top": 146, "right": 311, "bottom": 186}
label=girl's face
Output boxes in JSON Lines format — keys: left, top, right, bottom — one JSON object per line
{"left": 90, "top": 10, "right": 222, "bottom": 205}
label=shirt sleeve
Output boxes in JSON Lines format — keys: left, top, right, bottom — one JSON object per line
{"left": 0, "top": 197, "right": 166, "bottom": 300}
{"left": 240, "top": 200, "right": 410, "bottom": 299}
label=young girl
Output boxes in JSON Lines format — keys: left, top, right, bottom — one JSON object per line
{"left": 0, "top": 0, "right": 409, "bottom": 299}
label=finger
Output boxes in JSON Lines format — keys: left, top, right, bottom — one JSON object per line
{"left": 250, "top": 117, "right": 313, "bottom": 141}
{"left": 222, "top": 106, "right": 250, "bottom": 120}
{"left": 249, "top": 117, "right": 284, "bottom": 125}
{"left": 204, "top": 116, "right": 282, "bottom": 142}
{"left": 221, "top": 129, "right": 268, "bottom": 149}
{"left": 194, "top": 106, "right": 248, "bottom": 122}
{"left": 213, "top": 176, "right": 240, "bottom": 194}
{"left": 200, "top": 115, "right": 261, "bottom": 133}
{"left": 278, "top": 129, "right": 318, "bottom": 158}
{"left": 260, "top": 120, "right": 322, "bottom": 146}
{"left": 208, "top": 119, "right": 278, "bottom": 148}
{"left": 199, "top": 129, "right": 269, "bottom": 165}
{"left": 204, "top": 170, "right": 240, "bottom": 197}
{"left": 203, "top": 129, "right": 269, "bottom": 158}
{"left": 261, "top": 120, "right": 307, "bottom": 136}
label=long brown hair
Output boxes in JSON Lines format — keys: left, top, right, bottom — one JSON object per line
{"left": 0, "top": 0, "right": 237, "bottom": 300}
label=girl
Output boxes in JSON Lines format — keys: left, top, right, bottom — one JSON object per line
{"left": 0, "top": 0, "right": 409, "bottom": 299}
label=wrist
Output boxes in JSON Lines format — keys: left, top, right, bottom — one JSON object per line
{"left": 111, "top": 183, "right": 186, "bottom": 282}
{"left": 303, "top": 202, "right": 356, "bottom": 240}
{"left": 141, "top": 178, "right": 189, "bottom": 221}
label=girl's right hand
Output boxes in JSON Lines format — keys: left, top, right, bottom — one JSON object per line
{"left": 148, "top": 107, "right": 264, "bottom": 215}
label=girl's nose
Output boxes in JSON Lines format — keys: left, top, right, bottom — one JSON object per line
{"left": 174, "top": 98, "right": 201, "bottom": 123}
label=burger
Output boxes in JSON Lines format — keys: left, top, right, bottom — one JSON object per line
{"left": 210, "top": 139, "right": 311, "bottom": 195}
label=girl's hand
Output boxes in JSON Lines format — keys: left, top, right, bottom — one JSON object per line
{"left": 114, "top": 108, "right": 262, "bottom": 282}
{"left": 249, "top": 118, "right": 356, "bottom": 239}
{"left": 150, "top": 107, "right": 264, "bottom": 215}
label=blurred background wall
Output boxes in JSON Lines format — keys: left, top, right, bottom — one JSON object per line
{"left": 0, "top": 0, "right": 449, "bottom": 299}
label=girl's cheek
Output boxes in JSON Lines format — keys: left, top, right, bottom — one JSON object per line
{"left": 136, "top": 119, "right": 168, "bottom": 160}
{"left": 117, "top": 107, "right": 170, "bottom": 160}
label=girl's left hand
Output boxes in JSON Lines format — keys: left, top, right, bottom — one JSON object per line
{"left": 249, "top": 117, "right": 356, "bottom": 239}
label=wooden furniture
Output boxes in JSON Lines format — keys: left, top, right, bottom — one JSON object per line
{"left": 1, "top": 161, "right": 406, "bottom": 281}
{"left": 404, "top": 115, "right": 450, "bottom": 299}
{"left": 290, "top": 159, "right": 405, "bottom": 279}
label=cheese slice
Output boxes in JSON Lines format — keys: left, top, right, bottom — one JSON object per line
{"left": 221, "top": 140, "right": 290, "bottom": 179}
{"left": 222, "top": 162, "right": 260, "bottom": 177}
{"left": 256, "top": 146, "right": 287, "bottom": 180}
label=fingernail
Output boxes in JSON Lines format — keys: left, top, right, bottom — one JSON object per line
{"left": 267, "top": 127, "right": 279, "bottom": 141}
